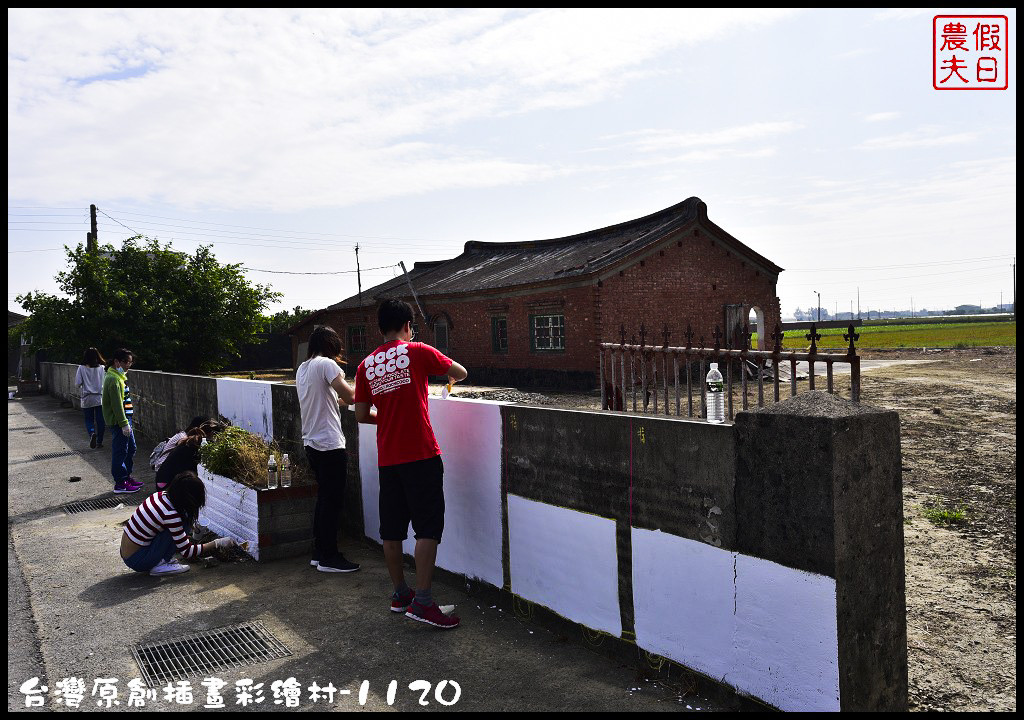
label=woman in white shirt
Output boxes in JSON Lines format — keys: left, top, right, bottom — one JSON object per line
{"left": 296, "top": 325, "right": 360, "bottom": 574}
{"left": 75, "top": 347, "right": 107, "bottom": 449}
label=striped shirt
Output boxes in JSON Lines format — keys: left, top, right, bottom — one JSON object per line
{"left": 123, "top": 491, "right": 202, "bottom": 560}
{"left": 124, "top": 381, "right": 134, "bottom": 418}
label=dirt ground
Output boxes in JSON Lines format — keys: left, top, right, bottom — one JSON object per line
{"left": 446, "top": 347, "right": 1017, "bottom": 712}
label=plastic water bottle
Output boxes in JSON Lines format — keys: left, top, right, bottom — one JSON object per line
{"left": 706, "top": 363, "right": 725, "bottom": 424}
{"left": 267, "top": 455, "right": 278, "bottom": 489}
{"left": 279, "top": 453, "right": 291, "bottom": 488}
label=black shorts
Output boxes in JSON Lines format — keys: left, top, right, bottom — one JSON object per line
{"left": 378, "top": 455, "right": 445, "bottom": 542}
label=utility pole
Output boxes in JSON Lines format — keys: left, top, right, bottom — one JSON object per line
{"left": 355, "top": 244, "right": 363, "bottom": 309}
{"left": 87, "top": 203, "right": 98, "bottom": 253}
{"left": 857, "top": 287, "right": 860, "bottom": 320}
{"left": 814, "top": 290, "right": 821, "bottom": 322}
{"left": 1013, "top": 258, "right": 1016, "bottom": 318}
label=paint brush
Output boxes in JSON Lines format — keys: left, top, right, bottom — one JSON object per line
{"left": 441, "top": 380, "right": 452, "bottom": 399}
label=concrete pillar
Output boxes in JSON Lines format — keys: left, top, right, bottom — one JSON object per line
{"left": 734, "top": 391, "right": 907, "bottom": 711}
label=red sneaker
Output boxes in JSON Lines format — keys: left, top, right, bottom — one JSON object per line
{"left": 391, "top": 588, "right": 415, "bottom": 613}
{"left": 405, "top": 600, "right": 460, "bottom": 629}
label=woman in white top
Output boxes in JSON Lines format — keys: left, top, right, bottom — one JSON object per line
{"left": 75, "top": 347, "right": 107, "bottom": 449}
{"left": 296, "top": 325, "right": 363, "bottom": 574}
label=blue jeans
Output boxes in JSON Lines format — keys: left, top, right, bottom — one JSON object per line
{"left": 111, "top": 422, "right": 136, "bottom": 483}
{"left": 83, "top": 406, "right": 105, "bottom": 445}
{"left": 123, "top": 529, "right": 176, "bottom": 572}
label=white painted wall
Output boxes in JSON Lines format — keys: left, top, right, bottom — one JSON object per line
{"left": 215, "top": 378, "right": 274, "bottom": 441}
{"left": 631, "top": 528, "right": 840, "bottom": 712}
{"left": 359, "top": 397, "right": 504, "bottom": 587}
{"left": 508, "top": 494, "right": 622, "bottom": 637}
{"left": 197, "top": 464, "right": 260, "bottom": 561}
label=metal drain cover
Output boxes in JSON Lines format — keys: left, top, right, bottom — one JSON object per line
{"left": 61, "top": 495, "right": 133, "bottom": 514}
{"left": 31, "top": 450, "right": 76, "bottom": 461}
{"left": 132, "top": 622, "right": 290, "bottom": 687}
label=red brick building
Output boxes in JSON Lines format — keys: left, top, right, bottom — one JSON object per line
{"left": 288, "top": 197, "right": 782, "bottom": 389}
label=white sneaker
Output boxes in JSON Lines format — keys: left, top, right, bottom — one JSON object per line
{"left": 150, "top": 561, "right": 190, "bottom": 576}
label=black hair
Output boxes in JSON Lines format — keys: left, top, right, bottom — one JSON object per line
{"left": 165, "top": 470, "right": 206, "bottom": 530}
{"left": 186, "top": 416, "right": 207, "bottom": 431}
{"left": 107, "top": 348, "right": 134, "bottom": 370}
{"left": 306, "top": 325, "right": 345, "bottom": 363}
{"left": 83, "top": 347, "right": 106, "bottom": 368}
{"left": 378, "top": 299, "right": 414, "bottom": 335}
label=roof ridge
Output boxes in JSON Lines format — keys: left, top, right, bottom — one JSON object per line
{"left": 462, "top": 196, "right": 703, "bottom": 252}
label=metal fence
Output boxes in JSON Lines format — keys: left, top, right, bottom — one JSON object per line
{"left": 599, "top": 322, "right": 861, "bottom": 420}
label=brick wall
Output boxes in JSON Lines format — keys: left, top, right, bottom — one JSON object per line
{"left": 599, "top": 224, "right": 781, "bottom": 350}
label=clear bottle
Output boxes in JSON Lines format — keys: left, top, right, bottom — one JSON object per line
{"left": 267, "top": 454, "right": 278, "bottom": 490}
{"left": 279, "top": 453, "right": 291, "bottom": 488}
{"left": 705, "top": 362, "right": 725, "bottom": 424}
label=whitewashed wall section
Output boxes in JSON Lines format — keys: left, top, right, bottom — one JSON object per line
{"left": 197, "top": 464, "right": 261, "bottom": 561}
{"left": 359, "top": 397, "right": 504, "bottom": 587}
{"left": 507, "top": 494, "right": 622, "bottom": 636}
{"left": 215, "top": 378, "right": 274, "bottom": 441}
{"left": 631, "top": 528, "right": 840, "bottom": 712}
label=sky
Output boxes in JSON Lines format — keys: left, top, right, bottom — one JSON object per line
{"left": 8, "top": 8, "right": 1018, "bottom": 321}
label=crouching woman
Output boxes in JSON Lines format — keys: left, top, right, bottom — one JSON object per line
{"left": 120, "top": 471, "right": 236, "bottom": 576}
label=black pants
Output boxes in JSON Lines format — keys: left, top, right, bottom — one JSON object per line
{"left": 305, "top": 446, "right": 347, "bottom": 559}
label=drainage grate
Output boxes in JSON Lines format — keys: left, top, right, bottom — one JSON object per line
{"left": 61, "top": 495, "right": 133, "bottom": 515}
{"left": 132, "top": 622, "right": 291, "bottom": 687}
{"left": 31, "top": 450, "right": 76, "bottom": 461}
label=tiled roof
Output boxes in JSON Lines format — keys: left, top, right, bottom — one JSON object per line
{"left": 307, "top": 197, "right": 781, "bottom": 318}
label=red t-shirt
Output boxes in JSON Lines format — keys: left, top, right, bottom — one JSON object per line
{"left": 354, "top": 340, "right": 453, "bottom": 467}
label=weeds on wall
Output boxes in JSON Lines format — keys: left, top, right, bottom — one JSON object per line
{"left": 199, "top": 425, "right": 307, "bottom": 489}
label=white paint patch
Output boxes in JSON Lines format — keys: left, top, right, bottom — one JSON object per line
{"left": 630, "top": 527, "right": 840, "bottom": 712}
{"left": 508, "top": 494, "right": 622, "bottom": 637}
{"left": 197, "top": 464, "right": 260, "bottom": 560}
{"left": 215, "top": 378, "right": 274, "bottom": 441}
{"left": 631, "top": 528, "right": 735, "bottom": 681}
{"left": 358, "top": 397, "right": 503, "bottom": 587}
{"left": 731, "top": 554, "right": 839, "bottom": 712}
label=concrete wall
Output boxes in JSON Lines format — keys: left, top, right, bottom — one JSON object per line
{"left": 40, "top": 362, "right": 364, "bottom": 539}
{"left": 40, "top": 362, "right": 906, "bottom": 711}
{"left": 357, "top": 393, "right": 905, "bottom": 712}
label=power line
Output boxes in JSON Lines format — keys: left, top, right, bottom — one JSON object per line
{"left": 242, "top": 263, "right": 398, "bottom": 275}
{"left": 785, "top": 254, "right": 1014, "bottom": 271}
{"left": 103, "top": 207, "right": 445, "bottom": 243}
{"left": 95, "top": 208, "right": 141, "bottom": 235}
{"left": 782, "top": 264, "right": 1007, "bottom": 286}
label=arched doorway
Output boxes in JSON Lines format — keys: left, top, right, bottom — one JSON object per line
{"left": 748, "top": 306, "right": 765, "bottom": 349}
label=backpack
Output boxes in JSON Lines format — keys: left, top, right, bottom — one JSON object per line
{"left": 149, "top": 440, "right": 169, "bottom": 470}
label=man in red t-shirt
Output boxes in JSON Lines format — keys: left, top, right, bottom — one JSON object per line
{"left": 354, "top": 299, "right": 468, "bottom": 629}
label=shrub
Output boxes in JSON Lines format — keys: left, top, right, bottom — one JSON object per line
{"left": 199, "top": 425, "right": 305, "bottom": 489}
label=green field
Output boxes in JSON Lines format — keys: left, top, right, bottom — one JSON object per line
{"left": 754, "top": 321, "right": 1016, "bottom": 350}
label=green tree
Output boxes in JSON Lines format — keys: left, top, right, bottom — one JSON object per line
{"left": 15, "top": 237, "right": 281, "bottom": 374}
{"left": 263, "top": 305, "right": 315, "bottom": 334}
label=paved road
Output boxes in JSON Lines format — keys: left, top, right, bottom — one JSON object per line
{"left": 8, "top": 392, "right": 734, "bottom": 713}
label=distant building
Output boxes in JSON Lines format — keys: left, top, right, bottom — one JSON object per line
{"left": 288, "top": 197, "right": 783, "bottom": 389}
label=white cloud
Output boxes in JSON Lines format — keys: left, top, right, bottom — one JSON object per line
{"left": 857, "top": 126, "right": 978, "bottom": 150}
{"left": 7, "top": 8, "right": 799, "bottom": 210}
{"left": 863, "top": 112, "right": 901, "bottom": 123}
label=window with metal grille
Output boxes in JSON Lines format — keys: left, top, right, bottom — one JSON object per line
{"left": 347, "top": 326, "right": 367, "bottom": 354}
{"left": 491, "top": 317, "right": 508, "bottom": 353}
{"left": 531, "top": 314, "right": 565, "bottom": 351}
